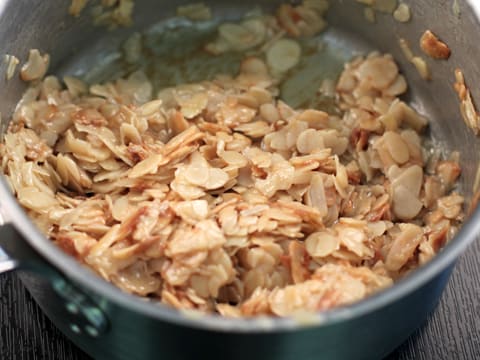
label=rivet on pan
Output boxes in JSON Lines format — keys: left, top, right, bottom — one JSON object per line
{"left": 66, "top": 302, "right": 79, "bottom": 314}
{"left": 70, "top": 323, "right": 82, "bottom": 334}
{"left": 84, "top": 325, "right": 100, "bottom": 338}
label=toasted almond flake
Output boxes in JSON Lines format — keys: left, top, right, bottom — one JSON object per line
{"left": 420, "top": 30, "right": 451, "bottom": 60}
{"left": 276, "top": 4, "right": 302, "bottom": 37}
{"left": 138, "top": 99, "right": 163, "bottom": 117}
{"left": 385, "top": 224, "right": 423, "bottom": 271}
{"left": 356, "top": 55, "right": 399, "bottom": 90}
{"left": 129, "top": 154, "right": 165, "bottom": 178}
{"left": 18, "top": 187, "right": 58, "bottom": 211}
{"left": 454, "top": 68, "right": 480, "bottom": 134}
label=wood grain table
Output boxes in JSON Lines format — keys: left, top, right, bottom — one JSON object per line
{"left": 1, "top": 239, "right": 479, "bottom": 360}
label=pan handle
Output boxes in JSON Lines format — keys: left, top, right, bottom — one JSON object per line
{"left": 0, "top": 246, "right": 17, "bottom": 273}
{"left": 0, "top": 210, "right": 17, "bottom": 273}
{"left": 0, "top": 215, "right": 109, "bottom": 337}
{"left": 0, "top": 216, "right": 59, "bottom": 278}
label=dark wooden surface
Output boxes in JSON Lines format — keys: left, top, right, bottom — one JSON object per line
{"left": 1, "top": 240, "right": 479, "bottom": 360}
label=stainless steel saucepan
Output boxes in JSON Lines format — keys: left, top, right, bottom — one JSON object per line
{"left": 1, "top": 1, "right": 480, "bottom": 359}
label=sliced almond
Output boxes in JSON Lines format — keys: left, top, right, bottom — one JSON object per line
{"left": 20, "top": 49, "right": 50, "bottom": 82}
{"left": 420, "top": 30, "right": 451, "bottom": 60}
{"left": 305, "top": 231, "right": 340, "bottom": 258}
{"left": 266, "top": 39, "right": 302, "bottom": 74}
{"left": 393, "top": 3, "right": 411, "bottom": 23}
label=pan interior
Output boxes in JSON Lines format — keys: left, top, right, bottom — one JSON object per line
{"left": 2, "top": 0, "right": 478, "bottom": 204}
{"left": 52, "top": 0, "right": 474, "bottom": 198}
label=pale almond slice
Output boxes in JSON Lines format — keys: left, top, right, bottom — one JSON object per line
{"left": 266, "top": 39, "right": 302, "bottom": 74}
{"left": 64, "top": 76, "right": 88, "bottom": 97}
{"left": 296, "top": 129, "right": 325, "bottom": 154}
{"left": 218, "top": 20, "right": 265, "bottom": 51}
{"left": 373, "top": 0, "right": 398, "bottom": 14}
{"left": 389, "top": 165, "right": 423, "bottom": 196}
{"left": 184, "top": 164, "right": 210, "bottom": 187}
{"left": 384, "top": 131, "right": 410, "bottom": 164}
{"left": 205, "top": 168, "right": 230, "bottom": 189}
{"left": 305, "top": 174, "right": 328, "bottom": 217}
{"left": 305, "top": 231, "right": 340, "bottom": 258}
{"left": 176, "top": 92, "right": 208, "bottom": 119}
{"left": 218, "top": 23, "right": 254, "bottom": 47}
{"left": 129, "top": 154, "right": 165, "bottom": 178}
{"left": 411, "top": 56, "right": 431, "bottom": 81}
{"left": 20, "top": 49, "right": 50, "bottom": 82}
{"left": 219, "top": 151, "right": 248, "bottom": 168}
{"left": 4, "top": 54, "right": 19, "bottom": 81}
{"left": 392, "top": 185, "right": 423, "bottom": 220}
{"left": 177, "top": 3, "right": 212, "bottom": 21}
{"left": 393, "top": 3, "right": 411, "bottom": 23}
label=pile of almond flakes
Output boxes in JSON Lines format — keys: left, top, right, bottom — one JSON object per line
{"left": 0, "top": 1, "right": 464, "bottom": 317}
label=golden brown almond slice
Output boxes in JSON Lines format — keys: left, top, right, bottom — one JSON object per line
{"left": 420, "top": 30, "right": 451, "bottom": 60}
{"left": 385, "top": 224, "right": 424, "bottom": 271}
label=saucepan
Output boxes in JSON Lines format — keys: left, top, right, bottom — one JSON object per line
{"left": 0, "top": 0, "right": 480, "bottom": 359}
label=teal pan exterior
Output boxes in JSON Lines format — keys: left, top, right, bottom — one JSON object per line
{"left": 19, "top": 265, "right": 454, "bottom": 360}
